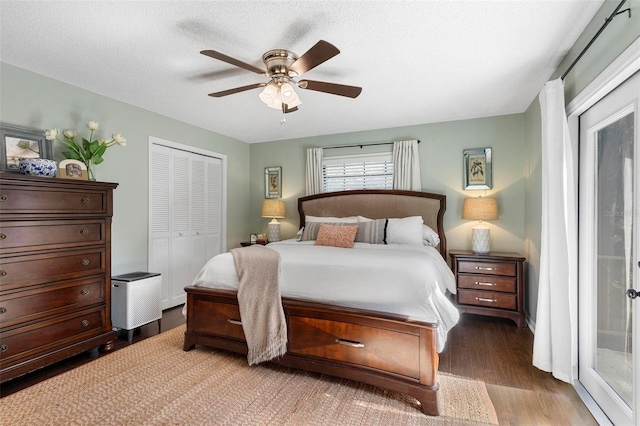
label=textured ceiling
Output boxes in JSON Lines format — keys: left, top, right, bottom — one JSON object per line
{"left": 0, "top": 1, "right": 603, "bottom": 143}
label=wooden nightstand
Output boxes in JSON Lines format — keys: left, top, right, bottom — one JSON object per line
{"left": 240, "top": 241, "right": 268, "bottom": 247}
{"left": 449, "top": 250, "right": 526, "bottom": 327}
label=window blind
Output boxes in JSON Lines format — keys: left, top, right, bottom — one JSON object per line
{"left": 323, "top": 153, "right": 393, "bottom": 192}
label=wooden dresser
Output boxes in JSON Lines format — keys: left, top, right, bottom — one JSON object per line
{"left": 449, "top": 250, "right": 526, "bottom": 327}
{"left": 0, "top": 172, "right": 118, "bottom": 382}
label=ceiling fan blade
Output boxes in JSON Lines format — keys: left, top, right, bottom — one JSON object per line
{"left": 200, "top": 50, "right": 266, "bottom": 75}
{"left": 298, "top": 80, "right": 362, "bottom": 98}
{"left": 282, "top": 103, "right": 299, "bottom": 114}
{"left": 208, "top": 83, "right": 266, "bottom": 97}
{"left": 289, "top": 40, "right": 340, "bottom": 76}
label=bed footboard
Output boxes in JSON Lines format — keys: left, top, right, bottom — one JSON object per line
{"left": 183, "top": 285, "right": 440, "bottom": 416}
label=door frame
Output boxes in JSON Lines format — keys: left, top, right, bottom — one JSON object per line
{"left": 567, "top": 37, "right": 640, "bottom": 425}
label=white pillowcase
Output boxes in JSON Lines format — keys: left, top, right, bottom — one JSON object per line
{"left": 386, "top": 216, "right": 424, "bottom": 246}
{"left": 422, "top": 224, "right": 440, "bottom": 247}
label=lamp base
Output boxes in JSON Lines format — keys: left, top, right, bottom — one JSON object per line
{"left": 268, "top": 220, "right": 281, "bottom": 242}
{"left": 471, "top": 227, "right": 490, "bottom": 254}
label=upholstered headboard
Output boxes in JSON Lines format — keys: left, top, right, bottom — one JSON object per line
{"left": 298, "top": 189, "right": 446, "bottom": 257}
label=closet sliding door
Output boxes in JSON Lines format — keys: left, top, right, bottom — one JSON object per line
{"left": 150, "top": 140, "right": 224, "bottom": 310}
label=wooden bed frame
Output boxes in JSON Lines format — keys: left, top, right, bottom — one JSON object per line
{"left": 183, "top": 189, "right": 448, "bottom": 415}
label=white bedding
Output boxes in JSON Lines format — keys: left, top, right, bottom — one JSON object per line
{"left": 191, "top": 239, "right": 460, "bottom": 352}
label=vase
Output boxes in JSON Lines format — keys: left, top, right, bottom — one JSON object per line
{"left": 86, "top": 160, "right": 96, "bottom": 181}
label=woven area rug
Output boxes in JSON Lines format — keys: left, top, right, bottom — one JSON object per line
{"left": 1, "top": 325, "right": 498, "bottom": 425}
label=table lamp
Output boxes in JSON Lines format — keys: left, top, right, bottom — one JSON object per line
{"left": 462, "top": 197, "right": 498, "bottom": 254}
{"left": 261, "top": 199, "right": 286, "bottom": 242}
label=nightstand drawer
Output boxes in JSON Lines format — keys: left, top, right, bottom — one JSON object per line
{"left": 457, "top": 260, "right": 515, "bottom": 277}
{"left": 458, "top": 289, "right": 517, "bottom": 310}
{"left": 457, "top": 274, "right": 516, "bottom": 293}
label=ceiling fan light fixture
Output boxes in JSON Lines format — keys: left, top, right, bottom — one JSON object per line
{"left": 259, "top": 83, "right": 278, "bottom": 107}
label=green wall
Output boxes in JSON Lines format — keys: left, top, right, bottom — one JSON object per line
{"left": 0, "top": 62, "right": 251, "bottom": 275}
{"left": 249, "top": 114, "right": 526, "bottom": 257}
{"left": 523, "top": 0, "right": 640, "bottom": 324}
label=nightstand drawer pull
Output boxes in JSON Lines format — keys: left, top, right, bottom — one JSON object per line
{"left": 81, "top": 289, "right": 89, "bottom": 295}
{"left": 0, "top": 233, "right": 5, "bottom": 240}
{"left": 81, "top": 258, "right": 90, "bottom": 266}
{"left": 0, "top": 344, "right": 7, "bottom": 352}
{"left": 227, "top": 319, "right": 242, "bottom": 326}
{"left": 476, "top": 297, "right": 497, "bottom": 303}
{"left": 476, "top": 266, "right": 497, "bottom": 271}
{"left": 80, "top": 228, "right": 89, "bottom": 235}
{"left": 0, "top": 307, "right": 6, "bottom": 314}
{"left": 476, "top": 282, "right": 496, "bottom": 286}
{"left": 0, "top": 195, "right": 7, "bottom": 202}
{"left": 81, "top": 320, "right": 90, "bottom": 327}
{"left": 81, "top": 197, "right": 90, "bottom": 204}
{"left": 336, "top": 338, "right": 365, "bottom": 348}
{"left": 0, "top": 270, "right": 6, "bottom": 277}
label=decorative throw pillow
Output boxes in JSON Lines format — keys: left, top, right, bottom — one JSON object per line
{"left": 422, "top": 224, "right": 440, "bottom": 247}
{"left": 314, "top": 224, "right": 358, "bottom": 248}
{"left": 355, "top": 219, "right": 387, "bottom": 244}
{"left": 386, "top": 216, "right": 424, "bottom": 246}
{"left": 301, "top": 222, "right": 352, "bottom": 241}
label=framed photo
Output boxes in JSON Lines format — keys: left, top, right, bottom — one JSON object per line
{"left": 59, "top": 159, "right": 88, "bottom": 180}
{"left": 0, "top": 123, "right": 53, "bottom": 172}
{"left": 250, "top": 233, "right": 257, "bottom": 243}
{"left": 265, "top": 166, "right": 282, "bottom": 198}
{"left": 463, "top": 147, "right": 493, "bottom": 190}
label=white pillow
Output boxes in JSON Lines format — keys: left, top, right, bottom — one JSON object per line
{"left": 386, "top": 216, "right": 424, "bottom": 246}
{"left": 422, "top": 224, "right": 440, "bottom": 247}
{"left": 305, "top": 215, "right": 358, "bottom": 223}
{"left": 357, "top": 216, "right": 373, "bottom": 222}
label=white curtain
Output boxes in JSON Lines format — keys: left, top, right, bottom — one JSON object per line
{"left": 532, "top": 78, "right": 578, "bottom": 383}
{"left": 392, "top": 140, "right": 421, "bottom": 190}
{"left": 305, "top": 147, "right": 324, "bottom": 195}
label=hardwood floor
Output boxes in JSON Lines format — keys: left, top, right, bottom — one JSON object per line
{"left": 439, "top": 313, "right": 597, "bottom": 425}
{"left": 1, "top": 307, "right": 597, "bottom": 425}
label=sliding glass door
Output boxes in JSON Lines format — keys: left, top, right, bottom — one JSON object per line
{"left": 579, "top": 71, "right": 639, "bottom": 426}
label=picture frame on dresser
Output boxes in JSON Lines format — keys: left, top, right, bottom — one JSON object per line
{"left": 463, "top": 147, "right": 492, "bottom": 190}
{"left": 0, "top": 123, "right": 54, "bottom": 172}
{"left": 59, "top": 159, "right": 88, "bottom": 180}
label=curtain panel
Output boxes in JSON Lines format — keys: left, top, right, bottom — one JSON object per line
{"left": 532, "top": 78, "right": 578, "bottom": 383}
{"left": 305, "top": 147, "right": 324, "bottom": 196}
{"left": 392, "top": 140, "right": 421, "bottom": 191}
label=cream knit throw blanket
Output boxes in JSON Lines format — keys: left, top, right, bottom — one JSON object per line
{"left": 231, "top": 245, "right": 287, "bottom": 366}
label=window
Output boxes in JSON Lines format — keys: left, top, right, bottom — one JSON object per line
{"left": 323, "top": 152, "right": 393, "bottom": 192}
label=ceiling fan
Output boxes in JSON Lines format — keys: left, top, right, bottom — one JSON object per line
{"left": 201, "top": 40, "right": 362, "bottom": 114}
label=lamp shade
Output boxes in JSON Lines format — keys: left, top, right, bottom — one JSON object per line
{"left": 261, "top": 199, "right": 286, "bottom": 219}
{"left": 462, "top": 197, "right": 498, "bottom": 221}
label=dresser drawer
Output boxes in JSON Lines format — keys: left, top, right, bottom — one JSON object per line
{"left": 457, "top": 274, "right": 516, "bottom": 293}
{"left": 288, "top": 316, "right": 420, "bottom": 379}
{"left": 0, "top": 277, "right": 105, "bottom": 328}
{"left": 0, "top": 186, "right": 107, "bottom": 215}
{"left": 0, "top": 248, "right": 105, "bottom": 291}
{"left": 457, "top": 289, "right": 517, "bottom": 310}
{"left": 457, "top": 260, "right": 515, "bottom": 277}
{"left": 191, "top": 298, "right": 246, "bottom": 341}
{"left": 0, "top": 220, "right": 106, "bottom": 254}
{"left": 0, "top": 307, "right": 106, "bottom": 364}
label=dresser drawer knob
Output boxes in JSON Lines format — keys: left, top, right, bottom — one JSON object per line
{"left": 476, "top": 282, "right": 496, "bottom": 286}
{"left": 81, "top": 197, "right": 90, "bottom": 204}
{"left": 81, "top": 320, "right": 90, "bottom": 327}
{"left": 0, "top": 233, "right": 6, "bottom": 240}
{"left": 80, "top": 289, "right": 89, "bottom": 295}
{"left": 476, "top": 266, "right": 497, "bottom": 271}
{"left": 335, "top": 338, "right": 365, "bottom": 348}
{"left": 0, "top": 270, "right": 6, "bottom": 277}
{"left": 476, "top": 297, "right": 496, "bottom": 303}
{"left": 81, "top": 258, "right": 90, "bottom": 266}
{"left": 0, "top": 195, "right": 7, "bottom": 202}
{"left": 0, "top": 344, "right": 7, "bottom": 352}
{"left": 0, "top": 307, "right": 6, "bottom": 314}
{"left": 80, "top": 228, "right": 89, "bottom": 235}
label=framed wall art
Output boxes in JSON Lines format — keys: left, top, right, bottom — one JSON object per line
{"left": 0, "top": 123, "right": 54, "bottom": 172}
{"left": 463, "top": 147, "right": 493, "bottom": 190}
{"left": 59, "top": 159, "right": 88, "bottom": 180}
{"left": 265, "top": 166, "right": 282, "bottom": 198}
